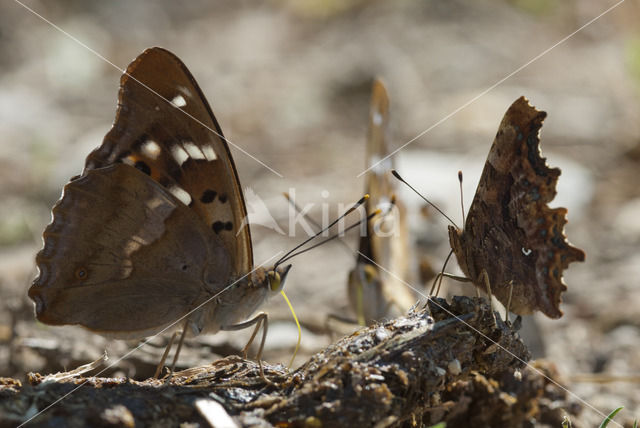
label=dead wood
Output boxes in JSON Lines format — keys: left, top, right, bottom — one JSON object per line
{"left": 1, "top": 297, "right": 534, "bottom": 427}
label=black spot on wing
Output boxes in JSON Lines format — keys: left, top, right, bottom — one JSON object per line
{"left": 135, "top": 160, "right": 151, "bottom": 175}
{"left": 212, "top": 221, "right": 224, "bottom": 234}
{"left": 212, "top": 221, "right": 233, "bottom": 234}
{"left": 201, "top": 189, "right": 217, "bottom": 203}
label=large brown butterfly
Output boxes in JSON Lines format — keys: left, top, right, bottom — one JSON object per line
{"left": 29, "top": 48, "right": 290, "bottom": 355}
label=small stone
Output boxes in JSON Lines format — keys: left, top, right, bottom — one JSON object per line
{"left": 375, "top": 327, "right": 390, "bottom": 342}
{"left": 447, "top": 359, "right": 462, "bottom": 375}
{"left": 100, "top": 405, "right": 134, "bottom": 428}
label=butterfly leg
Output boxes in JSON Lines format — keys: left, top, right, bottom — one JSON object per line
{"left": 159, "top": 318, "right": 191, "bottom": 384}
{"left": 430, "top": 272, "right": 471, "bottom": 296}
{"left": 154, "top": 330, "right": 179, "bottom": 378}
{"left": 430, "top": 249, "right": 457, "bottom": 296}
{"left": 222, "top": 312, "right": 272, "bottom": 385}
{"left": 505, "top": 280, "right": 514, "bottom": 325}
{"left": 477, "top": 269, "right": 498, "bottom": 327}
{"left": 503, "top": 282, "right": 522, "bottom": 329}
{"left": 430, "top": 269, "right": 496, "bottom": 325}
{"left": 167, "top": 321, "right": 189, "bottom": 380}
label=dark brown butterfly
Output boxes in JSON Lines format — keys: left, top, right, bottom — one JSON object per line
{"left": 29, "top": 48, "right": 291, "bottom": 365}
{"left": 447, "top": 97, "right": 585, "bottom": 318}
{"left": 397, "top": 97, "right": 585, "bottom": 318}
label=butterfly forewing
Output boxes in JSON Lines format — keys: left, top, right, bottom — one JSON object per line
{"left": 85, "top": 47, "right": 252, "bottom": 276}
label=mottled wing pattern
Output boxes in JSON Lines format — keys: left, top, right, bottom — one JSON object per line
{"left": 85, "top": 47, "right": 252, "bottom": 276}
{"left": 448, "top": 96, "right": 585, "bottom": 318}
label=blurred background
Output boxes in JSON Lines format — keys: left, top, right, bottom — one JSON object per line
{"left": 1, "top": 0, "right": 639, "bottom": 425}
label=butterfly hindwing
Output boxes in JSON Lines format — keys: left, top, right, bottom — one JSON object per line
{"left": 30, "top": 164, "right": 231, "bottom": 337}
{"left": 449, "top": 96, "right": 585, "bottom": 318}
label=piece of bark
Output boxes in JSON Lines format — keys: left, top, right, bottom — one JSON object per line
{"left": 0, "top": 297, "right": 531, "bottom": 427}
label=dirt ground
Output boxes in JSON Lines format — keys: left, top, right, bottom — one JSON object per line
{"left": 1, "top": 0, "right": 639, "bottom": 426}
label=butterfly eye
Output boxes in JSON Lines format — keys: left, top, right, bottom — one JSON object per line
{"left": 268, "top": 271, "right": 281, "bottom": 292}
{"left": 74, "top": 267, "right": 88, "bottom": 281}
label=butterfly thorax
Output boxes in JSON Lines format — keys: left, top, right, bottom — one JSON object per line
{"left": 194, "top": 267, "right": 267, "bottom": 334}
{"left": 448, "top": 225, "right": 474, "bottom": 282}
{"left": 195, "top": 264, "right": 290, "bottom": 335}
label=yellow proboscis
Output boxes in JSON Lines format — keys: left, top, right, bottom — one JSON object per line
{"left": 280, "top": 289, "right": 301, "bottom": 369}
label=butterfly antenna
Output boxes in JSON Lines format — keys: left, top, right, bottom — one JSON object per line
{"left": 275, "top": 195, "right": 369, "bottom": 268}
{"left": 278, "top": 208, "right": 382, "bottom": 264}
{"left": 391, "top": 170, "right": 458, "bottom": 229}
{"left": 282, "top": 195, "right": 399, "bottom": 263}
{"left": 283, "top": 192, "right": 353, "bottom": 257}
{"left": 458, "top": 171, "right": 465, "bottom": 231}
